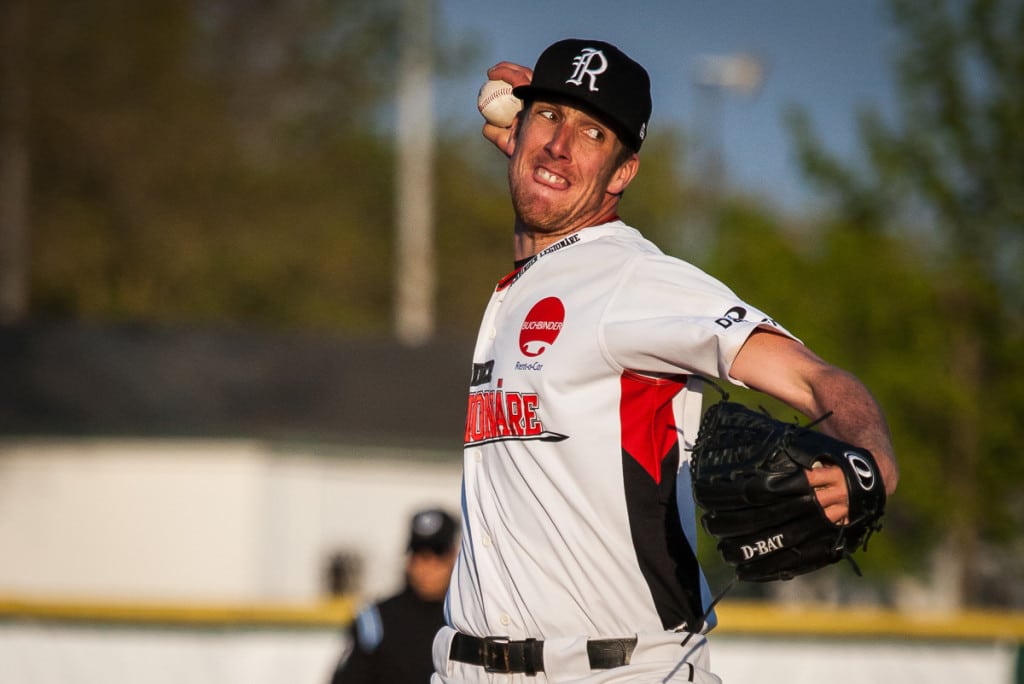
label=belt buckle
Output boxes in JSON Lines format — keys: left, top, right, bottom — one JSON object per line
{"left": 482, "top": 636, "right": 511, "bottom": 673}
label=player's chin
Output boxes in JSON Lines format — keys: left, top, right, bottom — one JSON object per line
{"left": 513, "top": 190, "right": 559, "bottom": 222}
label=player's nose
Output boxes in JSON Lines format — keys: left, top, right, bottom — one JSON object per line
{"left": 543, "top": 123, "right": 572, "bottom": 160}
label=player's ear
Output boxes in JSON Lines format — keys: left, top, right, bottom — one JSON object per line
{"left": 607, "top": 152, "right": 639, "bottom": 196}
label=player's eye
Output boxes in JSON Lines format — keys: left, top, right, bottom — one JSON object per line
{"left": 584, "top": 127, "right": 605, "bottom": 141}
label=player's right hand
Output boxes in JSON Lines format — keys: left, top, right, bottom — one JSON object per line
{"left": 483, "top": 62, "right": 532, "bottom": 157}
{"left": 487, "top": 62, "right": 532, "bottom": 88}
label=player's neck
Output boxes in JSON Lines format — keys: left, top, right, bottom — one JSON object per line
{"left": 512, "top": 211, "right": 619, "bottom": 262}
{"left": 512, "top": 225, "right": 553, "bottom": 263}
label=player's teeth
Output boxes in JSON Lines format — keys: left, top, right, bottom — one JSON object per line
{"left": 539, "top": 169, "right": 564, "bottom": 184}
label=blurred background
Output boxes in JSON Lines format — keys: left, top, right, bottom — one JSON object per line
{"left": 1, "top": 0, "right": 1022, "bottom": 682}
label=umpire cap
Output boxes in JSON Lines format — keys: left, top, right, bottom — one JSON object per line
{"left": 407, "top": 508, "right": 459, "bottom": 555}
{"left": 513, "top": 38, "right": 652, "bottom": 151}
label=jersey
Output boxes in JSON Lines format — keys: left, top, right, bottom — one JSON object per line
{"left": 332, "top": 585, "right": 446, "bottom": 684}
{"left": 446, "top": 220, "right": 795, "bottom": 641}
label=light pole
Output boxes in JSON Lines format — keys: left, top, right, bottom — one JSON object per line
{"left": 685, "top": 53, "right": 765, "bottom": 258}
{"left": 394, "top": 0, "right": 436, "bottom": 346}
{"left": 691, "top": 52, "right": 766, "bottom": 197}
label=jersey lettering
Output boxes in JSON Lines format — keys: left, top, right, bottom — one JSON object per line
{"left": 471, "top": 361, "right": 494, "bottom": 387}
{"left": 500, "top": 234, "right": 581, "bottom": 290}
{"left": 464, "top": 380, "right": 568, "bottom": 446}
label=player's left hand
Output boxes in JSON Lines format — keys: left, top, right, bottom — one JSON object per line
{"left": 805, "top": 464, "right": 850, "bottom": 524}
{"left": 483, "top": 62, "right": 532, "bottom": 157}
{"left": 690, "top": 399, "right": 887, "bottom": 582}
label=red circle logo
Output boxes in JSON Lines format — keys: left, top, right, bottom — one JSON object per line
{"left": 519, "top": 297, "right": 565, "bottom": 357}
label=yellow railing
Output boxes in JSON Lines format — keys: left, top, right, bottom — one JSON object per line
{"left": 716, "top": 601, "right": 1024, "bottom": 642}
{"left": 0, "top": 594, "right": 357, "bottom": 628}
{"left": 1, "top": 594, "right": 1023, "bottom": 642}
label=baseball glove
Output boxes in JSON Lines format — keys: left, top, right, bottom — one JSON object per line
{"left": 690, "top": 399, "right": 886, "bottom": 582}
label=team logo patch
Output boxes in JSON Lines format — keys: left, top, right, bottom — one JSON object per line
{"left": 714, "top": 306, "right": 747, "bottom": 329}
{"left": 566, "top": 48, "right": 608, "bottom": 91}
{"left": 519, "top": 297, "right": 565, "bottom": 357}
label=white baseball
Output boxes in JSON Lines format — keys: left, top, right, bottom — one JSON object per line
{"left": 477, "top": 79, "right": 522, "bottom": 128}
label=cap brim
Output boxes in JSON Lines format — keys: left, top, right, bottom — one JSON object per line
{"left": 511, "top": 85, "right": 639, "bottom": 151}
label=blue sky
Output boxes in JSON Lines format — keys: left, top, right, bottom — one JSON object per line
{"left": 435, "top": 0, "right": 901, "bottom": 213}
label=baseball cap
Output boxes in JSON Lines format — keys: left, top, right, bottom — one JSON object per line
{"left": 407, "top": 508, "right": 459, "bottom": 555}
{"left": 513, "top": 38, "right": 652, "bottom": 151}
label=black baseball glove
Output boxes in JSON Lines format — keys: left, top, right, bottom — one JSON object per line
{"left": 690, "top": 399, "right": 886, "bottom": 582}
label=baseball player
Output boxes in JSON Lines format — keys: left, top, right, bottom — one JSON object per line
{"left": 432, "top": 39, "right": 898, "bottom": 683}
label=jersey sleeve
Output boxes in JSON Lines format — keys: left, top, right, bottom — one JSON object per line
{"left": 600, "top": 253, "right": 798, "bottom": 383}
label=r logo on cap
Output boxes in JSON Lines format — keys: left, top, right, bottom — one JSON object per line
{"left": 567, "top": 48, "right": 608, "bottom": 92}
{"left": 513, "top": 38, "right": 652, "bottom": 151}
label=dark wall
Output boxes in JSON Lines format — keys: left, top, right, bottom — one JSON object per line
{"left": 0, "top": 323, "right": 473, "bottom": 450}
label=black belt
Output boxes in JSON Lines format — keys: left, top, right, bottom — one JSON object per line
{"left": 449, "top": 631, "right": 637, "bottom": 675}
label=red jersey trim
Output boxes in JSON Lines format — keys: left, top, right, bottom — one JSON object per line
{"left": 619, "top": 371, "right": 687, "bottom": 484}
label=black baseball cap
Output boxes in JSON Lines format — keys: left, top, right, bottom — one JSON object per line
{"left": 407, "top": 508, "right": 459, "bottom": 555}
{"left": 513, "top": 38, "right": 652, "bottom": 152}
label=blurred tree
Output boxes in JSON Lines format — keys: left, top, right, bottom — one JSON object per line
{"left": 14, "top": 0, "right": 706, "bottom": 343}
{"left": 784, "top": 0, "right": 1024, "bottom": 606}
{"left": 619, "top": 130, "right": 696, "bottom": 256}
{"left": 24, "top": 0, "right": 407, "bottom": 331}
{"left": 703, "top": 199, "right": 957, "bottom": 595}
{"left": 434, "top": 131, "right": 512, "bottom": 331}
{"left": 0, "top": 0, "right": 31, "bottom": 323}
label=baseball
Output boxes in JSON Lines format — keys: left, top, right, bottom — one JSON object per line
{"left": 477, "top": 79, "right": 522, "bottom": 128}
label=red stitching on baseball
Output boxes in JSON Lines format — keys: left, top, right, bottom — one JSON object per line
{"left": 479, "top": 85, "right": 514, "bottom": 111}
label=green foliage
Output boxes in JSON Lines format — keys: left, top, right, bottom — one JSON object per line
{"left": 782, "top": 0, "right": 1024, "bottom": 604}
{"left": 434, "top": 132, "right": 517, "bottom": 331}
{"left": 618, "top": 130, "right": 694, "bottom": 254}
{"left": 700, "top": 202, "right": 937, "bottom": 578}
{"left": 26, "top": 0, "right": 405, "bottom": 332}
{"left": 12, "top": 1, "right": 724, "bottom": 344}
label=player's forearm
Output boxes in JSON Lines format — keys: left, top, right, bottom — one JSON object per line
{"left": 731, "top": 331, "right": 899, "bottom": 495}
{"left": 805, "top": 367, "right": 899, "bottom": 496}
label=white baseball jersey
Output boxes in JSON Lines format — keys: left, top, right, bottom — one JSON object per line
{"left": 446, "top": 220, "right": 795, "bottom": 643}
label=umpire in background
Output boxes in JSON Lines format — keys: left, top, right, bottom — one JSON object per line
{"left": 331, "top": 508, "right": 459, "bottom": 684}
